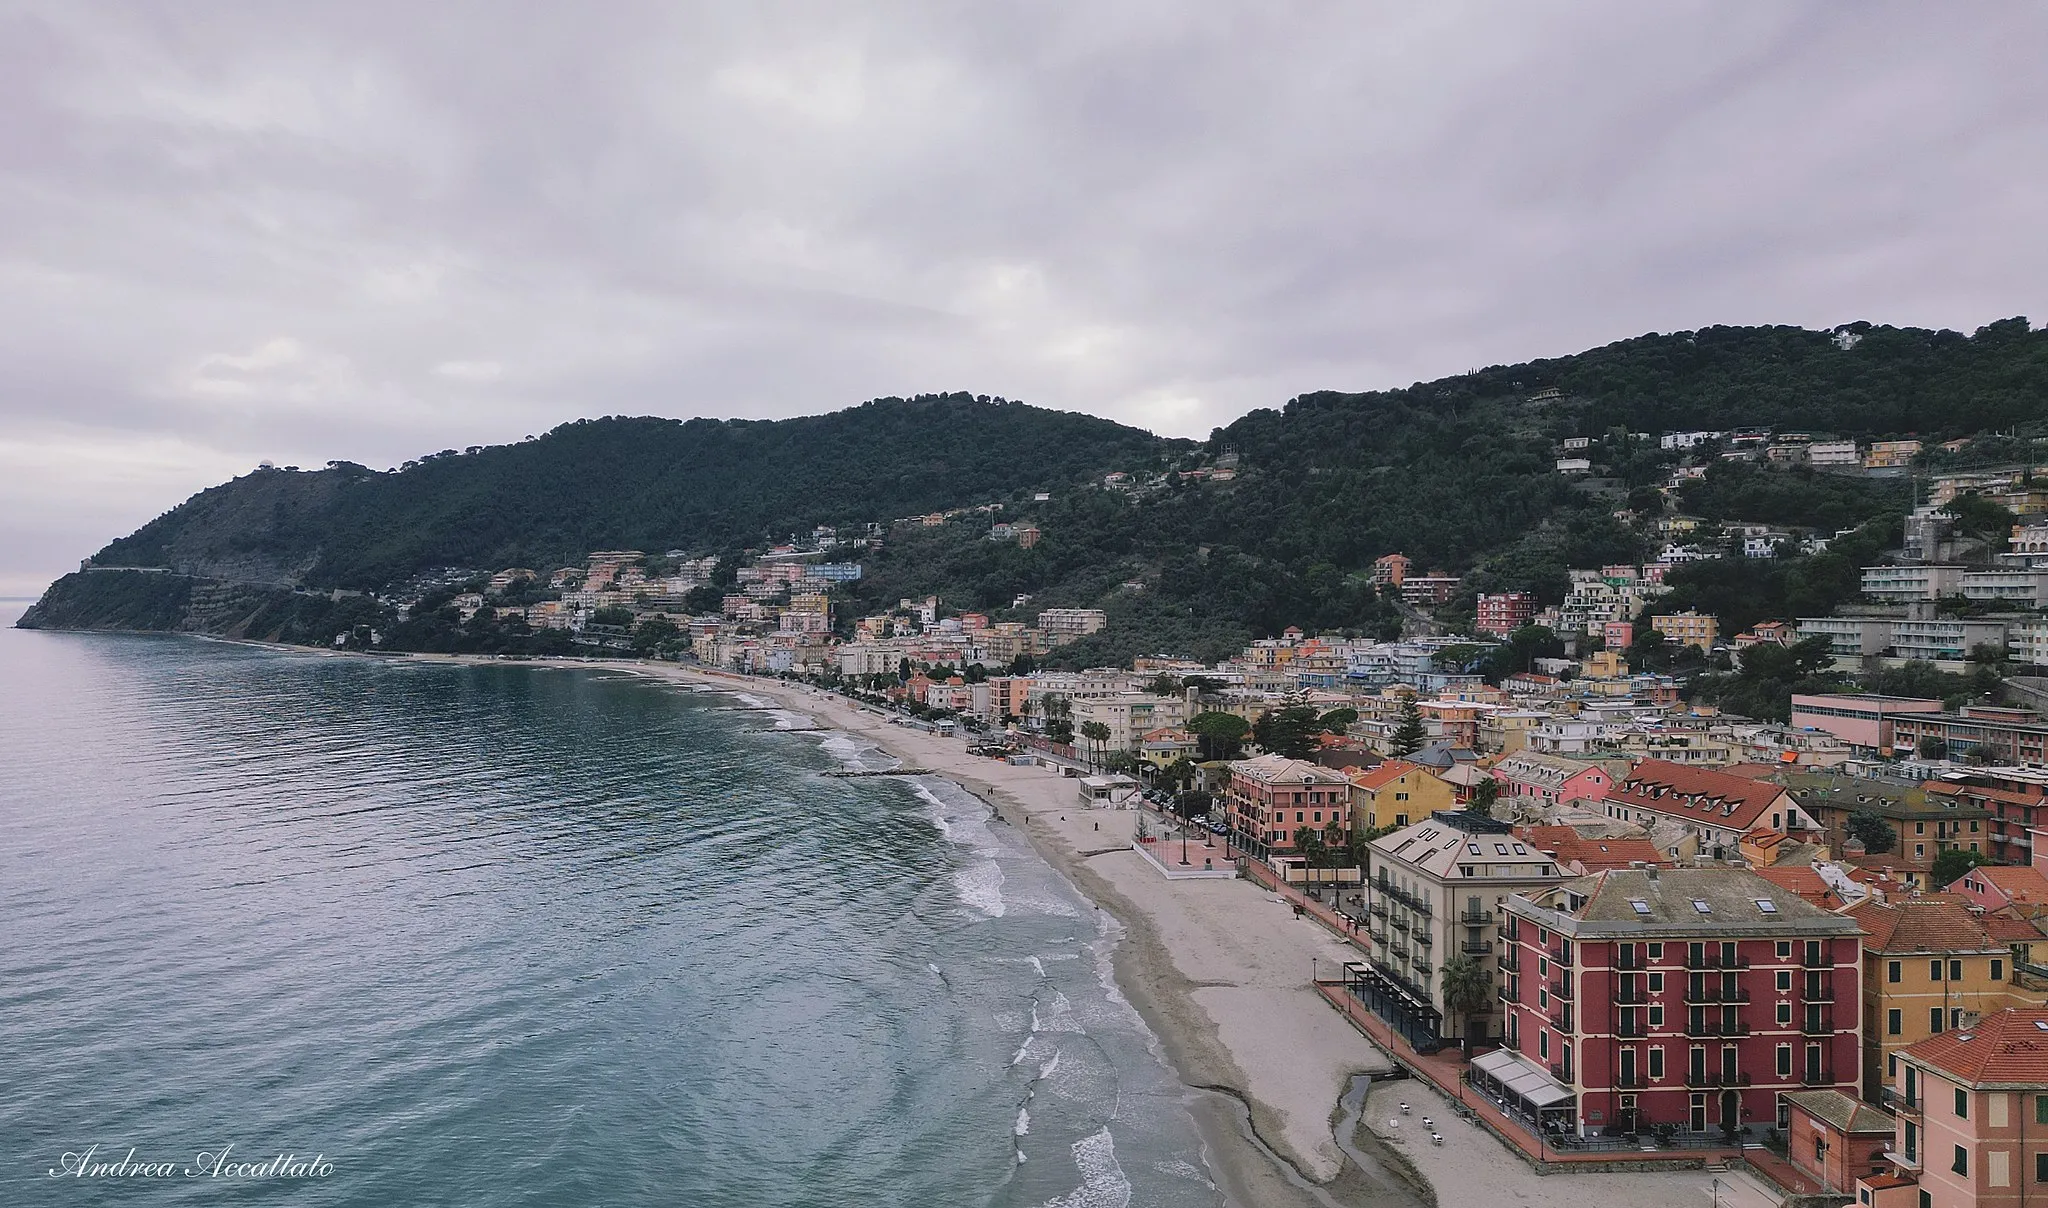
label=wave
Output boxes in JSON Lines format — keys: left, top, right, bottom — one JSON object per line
{"left": 1038, "top": 1128, "right": 1131, "bottom": 1208}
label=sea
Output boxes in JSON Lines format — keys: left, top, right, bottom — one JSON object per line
{"left": 0, "top": 607, "right": 1226, "bottom": 1208}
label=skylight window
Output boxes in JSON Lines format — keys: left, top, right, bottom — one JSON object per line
{"left": 1629, "top": 899, "right": 1652, "bottom": 916}
{"left": 1468, "top": 843, "right": 1483, "bottom": 855}
{"left": 1692, "top": 899, "right": 1712, "bottom": 914}
{"left": 1512, "top": 844, "right": 1527, "bottom": 855}
{"left": 1755, "top": 899, "right": 1778, "bottom": 914}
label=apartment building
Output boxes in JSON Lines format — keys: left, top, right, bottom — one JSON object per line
{"left": 1894, "top": 710, "right": 2048, "bottom": 767}
{"left": 1862, "top": 565, "right": 1966, "bottom": 603}
{"left": 1788, "top": 695, "right": 1948, "bottom": 754}
{"left": 1036, "top": 608, "right": 1109, "bottom": 644}
{"left": 1596, "top": 761, "right": 1816, "bottom": 859}
{"left": 1071, "top": 691, "right": 1188, "bottom": 753}
{"left": 1349, "top": 760, "right": 1456, "bottom": 831}
{"left": 1222, "top": 754, "right": 1354, "bottom": 861}
{"left": 1858, "top": 1008, "right": 2048, "bottom": 1208}
{"left": 1652, "top": 611, "right": 1720, "bottom": 652}
{"left": 1489, "top": 752, "right": 1615, "bottom": 816}
{"left": 1354, "top": 811, "right": 1563, "bottom": 1051}
{"left": 1477, "top": 592, "right": 1538, "bottom": 637}
{"left": 1846, "top": 898, "right": 2042, "bottom": 1101}
{"left": 1773, "top": 769, "right": 1988, "bottom": 871}
{"left": 1495, "top": 868, "right": 1863, "bottom": 1141}
{"left": 1863, "top": 440, "right": 1923, "bottom": 471}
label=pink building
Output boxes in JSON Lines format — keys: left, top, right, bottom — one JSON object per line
{"left": 1781, "top": 1089, "right": 1895, "bottom": 1195}
{"left": 1858, "top": 1007, "right": 2048, "bottom": 1208}
{"left": 1490, "top": 751, "right": 1614, "bottom": 812}
{"left": 1476, "top": 592, "right": 1537, "bottom": 637}
{"left": 1788, "top": 694, "right": 1945, "bottom": 754}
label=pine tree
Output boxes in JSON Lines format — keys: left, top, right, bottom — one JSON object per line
{"left": 1389, "top": 693, "right": 1426, "bottom": 757}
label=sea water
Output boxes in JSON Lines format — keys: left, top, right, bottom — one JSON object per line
{"left": 0, "top": 613, "right": 1222, "bottom": 1208}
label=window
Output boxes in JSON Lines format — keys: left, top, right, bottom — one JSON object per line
{"left": 1692, "top": 899, "right": 1712, "bottom": 914}
{"left": 1313, "top": 811, "right": 1322, "bottom": 823}
{"left": 1649, "top": 1048, "right": 1664, "bottom": 1079}
{"left": 1772, "top": 1001, "right": 1788, "bottom": 1025}
{"left": 2036, "top": 1151, "right": 2048, "bottom": 1183}
{"left": 1888, "top": 960, "right": 1902, "bottom": 984}
{"left": 1957, "top": 1088, "right": 1969, "bottom": 1118}
{"left": 1888, "top": 1009, "right": 1902, "bottom": 1036}
{"left": 2037, "top": 1094, "right": 2048, "bottom": 1125}
{"left": 1756, "top": 899, "right": 1778, "bottom": 914}
{"left": 1649, "top": 973, "right": 1664, "bottom": 991}
{"left": 1932, "top": 1008, "right": 1945, "bottom": 1034}
{"left": 1649, "top": 1006, "right": 1664, "bottom": 1026}
{"left": 1648, "top": 943, "right": 1663, "bottom": 959}
{"left": 1931, "top": 959, "right": 1943, "bottom": 981}
{"left": 1495, "top": 843, "right": 1509, "bottom": 855}
{"left": 1954, "top": 1145, "right": 1969, "bottom": 1176}
{"left": 1539, "top": 1031, "right": 1549, "bottom": 1059}
{"left": 1468, "top": 843, "right": 1482, "bottom": 855}
{"left": 1777, "top": 941, "right": 1793, "bottom": 958}
{"left": 1950, "top": 959, "right": 1964, "bottom": 981}
{"left": 1629, "top": 899, "right": 1652, "bottom": 916}
{"left": 1777, "top": 1045, "right": 1792, "bottom": 1077}
{"left": 1995, "top": 959, "right": 2006, "bottom": 981}
{"left": 1917, "top": 821, "right": 1926, "bottom": 835}
{"left": 1776, "top": 970, "right": 1792, "bottom": 992}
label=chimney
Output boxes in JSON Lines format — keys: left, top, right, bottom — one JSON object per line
{"left": 1645, "top": 865, "right": 1659, "bottom": 880}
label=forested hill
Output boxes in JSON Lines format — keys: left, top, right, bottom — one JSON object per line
{"left": 87, "top": 395, "right": 1184, "bottom": 590}
{"left": 27, "top": 318, "right": 2048, "bottom": 660}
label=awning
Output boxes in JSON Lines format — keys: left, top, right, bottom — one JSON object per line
{"left": 1471, "top": 1048, "right": 1574, "bottom": 1109}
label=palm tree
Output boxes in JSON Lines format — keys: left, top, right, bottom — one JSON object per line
{"left": 1439, "top": 953, "right": 1493, "bottom": 1053}
{"left": 1079, "top": 720, "right": 1111, "bottom": 768}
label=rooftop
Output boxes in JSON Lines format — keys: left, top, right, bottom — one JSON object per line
{"left": 1842, "top": 897, "right": 2006, "bottom": 955}
{"left": 1607, "top": 760, "right": 1790, "bottom": 830}
{"left": 1509, "top": 867, "right": 1863, "bottom": 938}
{"left": 1370, "top": 814, "right": 1558, "bottom": 882}
{"left": 1230, "top": 753, "right": 1351, "bottom": 787}
{"left": 1902, "top": 1008, "right": 2048, "bottom": 1089}
{"left": 1516, "top": 825, "right": 1664, "bottom": 873}
{"left": 1780, "top": 1088, "right": 1895, "bottom": 1136}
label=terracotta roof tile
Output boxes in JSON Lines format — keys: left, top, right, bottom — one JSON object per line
{"left": 1841, "top": 898, "right": 2003, "bottom": 954}
{"left": 1515, "top": 825, "right": 1665, "bottom": 873}
{"left": 1902, "top": 1007, "right": 2048, "bottom": 1088}
{"left": 1606, "top": 760, "right": 1791, "bottom": 831}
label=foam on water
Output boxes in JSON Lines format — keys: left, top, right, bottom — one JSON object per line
{"left": 954, "top": 859, "right": 1007, "bottom": 918}
{"left": 1039, "top": 1129, "right": 1133, "bottom": 1208}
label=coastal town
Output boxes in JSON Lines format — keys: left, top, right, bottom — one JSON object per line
{"left": 361, "top": 433, "right": 2048, "bottom": 1208}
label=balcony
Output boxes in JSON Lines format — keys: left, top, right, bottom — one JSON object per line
{"left": 1615, "top": 950, "right": 1644, "bottom": 972}
{"left": 1497, "top": 982, "right": 1516, "bottom": 1004}
{"left": 1390, "top": 914, "right": 1411, "bottom": 933}
{"left": 1460, "top": 908, "right": 1494, "bottom": 926}
{"left": 1414, "top": 931, "right": 1434, "bottom": 949}
{"left": 1684, "top": 953, "right": 1750, "bottom": 971}
{"left": 1547, "top": 1002, "right": 1574, "bottom": 1032}
{"left": 1616, "top": 1023, "right": 1648, "bottom": 1039}
{"left": 1800, "top": 1068, "right": 1835, "bottom": 1087}
{"left": 1368, "top": 901, "right": 1389, "bottom": 919}
{"left": 1549, "top": 978, "right": 1574, "bottom": 1000}
{"left": 1615, "top": 983, "right": 1648, "bottom": 1005}
{"left": 1682, "top": 983, "right": 1750, "bottom": 1005}
{"left": 1684, "top": 1019, "right": 1751, "bottom": 1039}
{"left": 1414, "top": 957, "right": 1434, "bottom": 976}
{"left": 1684, "top": 1070, "right": 1752, "bottom": 1089}
{"left": 1880, "top": 1087, "right": 1921, "bottom": 1116}
{"left": 1800, "top": 951, "right": 1832, "bottom": 970}
{"left": 1615, "top": 1072, "right": 1646, "bottom": 1089}
{"left": 1499, "top": 951, "right": 1521, "bottom": 973}
{"left": 1800, "top": 1014, "right": 1835, "bottom": 1037}
{"left": 1799, "top": 983, "right": 1836, "bottom": 1003}
{"left": 1462, "top": 939, "right": 1494, "bottom": 956}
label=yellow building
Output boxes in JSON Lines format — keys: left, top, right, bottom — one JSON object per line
{"left": 1577, "top": 650, "right": 1629, "bottom": 679}
{"left": 1845, "top": 898, "right": 2048, "bottom": 1101}
{"left": 1347, "top": 759, "right": 1457, "bottom": 833}
{"left": 1651, "top": 610, "right": 1719, "bottom": 652}
{"left": 1863, "top": 440, "right": 1922, "bottom": 470}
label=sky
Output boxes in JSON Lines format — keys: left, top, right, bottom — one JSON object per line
{"left": 3, "top": 3, "right": 2045, "bottom": 596}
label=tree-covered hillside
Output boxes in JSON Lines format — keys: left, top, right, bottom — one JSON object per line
{"left": 31, "top": 318, "right": 2048, "bottom": 659}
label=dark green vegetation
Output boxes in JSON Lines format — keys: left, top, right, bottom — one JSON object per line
{"left": 25, "top": 320, "right": 2048, "bottom": 667}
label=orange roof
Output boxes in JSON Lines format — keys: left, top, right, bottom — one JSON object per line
{"left": 1608, "top": 760, "right": 1791, "bottom": 830}
{"left": 1969, "top": 865, "right": 2048, "bottom": 904}
{"left": 1843, "top": 898, "right": 2003, "bottom": 954}
{"left": 1903, "top": 1008, "right": 2048, "bottom": 1087}
{"left": 1983, "top": 907, "right": 2048, "bottom": 943}
{"left": 1516, "top": 825, "right": 1665, "bottom": 873}
{"left": 1349, "top": 759, "right": 1429, "bottom": 791}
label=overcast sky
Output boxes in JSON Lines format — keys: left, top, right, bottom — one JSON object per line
{"left": 3, "top": 3, "right": 2044, "bottom": 595}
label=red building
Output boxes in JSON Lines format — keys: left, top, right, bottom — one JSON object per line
{"left": 1924, "top": 766, "right": 2048, "bottom": 865}
{"left": 1476, "top": 591, "right": 1537, "bottom": 637}
{"left": 1486, "top": 867, "right": 1864, "bottom": 1143}
{"left": 1780, "top": 1089, "right": 1895, "bottom": 1195}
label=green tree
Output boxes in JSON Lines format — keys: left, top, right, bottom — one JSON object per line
{"left": 1469, "top": 776, "right": 1500, "bottom": 818}
{"left": 1844, "top": 809, "right": 1895, "bottom": 854}
{"left": 1389, "top": 693, "right": 1426, "bottom": 757}
{"left": 1931, "top": 847, "right": 1991, "bottom": 890}
{"left": 1189, "top": 711, "right": 1250, "bottom": 761}
{"left": 1079, "top": 720, "right": 1111, "bottom": 768}
{"left": 1041, "top": 693, "right": 1075, "bottom": 745}
{"left": 632, "top": 615, "right": 679, "bottom": 652}
{"left": 1254, "top": 705, "right": 1322, "bottom": 760}
{"left": 1175, "top": 789, "right": 1214, "bottom": 820}
{"left": 1918, "top": 735, "right": 1949, "bottom": 760}
{"left": 589, "top": 605, "right": 635, "bottom": 629}
{"left": 1318, "top": 707, "right": 1359, "bottom": 733}
{"left": 1439, "top": 953, "right": 1493, "bottom": 1051}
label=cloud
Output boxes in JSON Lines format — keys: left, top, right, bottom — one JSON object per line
{"left": 2, "top": 1, "right": 2045, "bottom": 592}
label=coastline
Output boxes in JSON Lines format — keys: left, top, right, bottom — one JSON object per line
{"left": 607, "top": 661, "right": 1415, "bottom": 1208}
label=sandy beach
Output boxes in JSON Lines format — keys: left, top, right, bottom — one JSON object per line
{"left": 403, "top": 655, "right": 1734, "bottom": 1208}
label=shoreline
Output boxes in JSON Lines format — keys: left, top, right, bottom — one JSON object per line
{"left": 607, "top": 661, "right": 1416, "bottom": 1208}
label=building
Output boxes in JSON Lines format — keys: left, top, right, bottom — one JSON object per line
{"left": 1799, "top": 615, "right": 1898, "bottom": 660}
{"left": 1476, "top": 592, "right": 1538, "bottom": 637}
{"left": 1863, "top": 564, "right": 1966, "bottom": 604}
{"left": 1515, "top": 825, "right": 1667, "bottom": 875}
{"left": 1845, "top": 897, "right": 2040, "bottom": 1101}
{"left": 1863, "top": 440, "right": 1923, "bottom": 471}
{"left": 1489, "top": 752, "right": 1616, "bottom": 817}
{"left": 1371, "top": 553, "right": 1411, "bottom": 589}
{"left": 1071, "top": 691, "right": 1188, "bottom": 753}
{"left": 1774, "top": 769, "right": 1989, "bottom": 871}
{"left": 1857, "top": 1007, "right": 2048, "bottom": 1208}
{"left": 1597, "top": 760, "right": 1816, "bottom": 859}
{"left": 1894, "top": 710, "right": 2048, "bottom": 765}
{"left": 1352, "top": 811, "right": 1564, "bottom": 1051}
{"left": 1348, "top": 760, "right": 1457, "bottom": 831}
{"left": 1400, "top": 575, "right": 1461, "bottom": 606}
{"left": 1494, "top": 868, "right": 1863, "bottom": 1143}
{"left": 1221, "top": 754, "right": 1355, "bottom": 861}
{"left": 1036, "top": 609, "right": 1108, "bottom": 644}
{"left": 1780, "top": 1089, "right": 1896, "bottom": 1195}
{"left": 1651, "top": 611, "right": 1719, "bottom": 652}
{"left": 1788, "top": 695, "right": 1948, "bottom": 754}
{"left": 1889, "top": 617, "right": 2012, "bottom": 666}
{"left": 1808, "top": 440, "right": 1861, "bottom": 467}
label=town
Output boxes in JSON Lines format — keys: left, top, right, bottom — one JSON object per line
{"left": 376, "top": 430, "right": 2048, "bottom": 1208}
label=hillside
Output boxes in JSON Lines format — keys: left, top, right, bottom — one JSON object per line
{"left": 22, "top": 319, "right": 2048, "bottom": 659}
